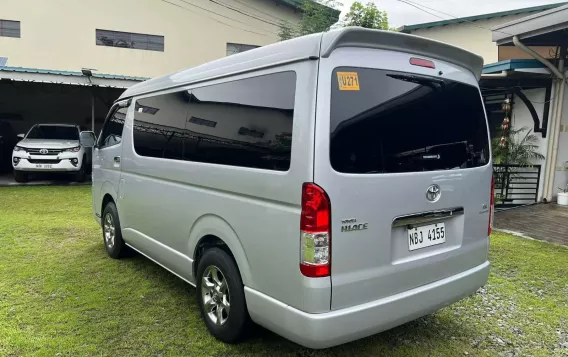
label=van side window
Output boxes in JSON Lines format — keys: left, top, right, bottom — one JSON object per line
{"left": 98, "top": 107, "right": 127, "bottom": 148}
{"left": 133, "top": 93, "right": 188, "bottom": 160}
{"left": 133, "top": 71, "right": 296, "bottom": 171}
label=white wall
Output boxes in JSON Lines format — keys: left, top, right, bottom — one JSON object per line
{"left": 510, "top": 88, "right": 549, "bottom": 201}
{"left": 509, "top": 85, "right": 568, "bottom": 201}
{"left": 0, "top": 0, "right": 300, "bottom": 78}
{"left": 409, "top": 14, "right": 542, "bottom": 65}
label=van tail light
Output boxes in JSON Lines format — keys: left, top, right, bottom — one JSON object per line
{"left": 410, "top": 57, "right": 436, "bottom": 69}
{"left": 488, "top": 176, "right": 495, "bottom": 236}
{"left": 300, "top": 183, "right": 331, "bottom": 278}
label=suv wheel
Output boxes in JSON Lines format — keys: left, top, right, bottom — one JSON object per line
{"left": 102, "top": 202, "right": 126, "bottom": 259}
{"left": 197, "top": 248, "right": 250, "bottom": 343}
{"left": 14, "top": 170, "right": 28, "bottom": 183}
{"left": 74, "top": 156, "right": 87, "bottom": 182}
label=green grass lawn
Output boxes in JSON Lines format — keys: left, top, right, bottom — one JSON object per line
{"left": 1, "top": 186, "right": 567, "bottom": 357}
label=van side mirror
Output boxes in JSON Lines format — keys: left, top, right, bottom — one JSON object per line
{"left": 17, "top": 133, "right": 25, "bottom": 139}
{"left": 80, "top": 131, "right": 96, "bottom": 148}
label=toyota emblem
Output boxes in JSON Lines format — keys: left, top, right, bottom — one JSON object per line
{"left": 426, "top": 184, "right": 441, "bottom": 202}
{"left": 39, "top": 148, "right": 49, "bottom": 155}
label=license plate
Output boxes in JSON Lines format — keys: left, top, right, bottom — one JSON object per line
{"left": 35, "top": 164, "right": 52, "bottom": 169}
{"left": 407, "top": 222, "right": 446, "bottom": 251}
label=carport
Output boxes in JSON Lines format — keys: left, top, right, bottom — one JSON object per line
{"left": 0, "top": 66, "right": 146, "bottom": 184}
{"left": 0, "top": 66, "right": 145, "bottom": 134}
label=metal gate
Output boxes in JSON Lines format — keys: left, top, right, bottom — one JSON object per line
{"left": 493, "top": 164, "right": 541, "bottom": 209}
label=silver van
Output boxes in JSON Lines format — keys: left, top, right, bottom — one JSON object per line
{"left": 92, "top": 28, "right": 493, "bottom": 349}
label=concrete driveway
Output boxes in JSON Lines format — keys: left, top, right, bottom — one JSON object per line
{"left": 495, "top": 203, "right": 568, "bottom": 246}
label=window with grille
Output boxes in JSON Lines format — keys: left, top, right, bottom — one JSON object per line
{"left": 0, "top": 20, "right": 20, "bottom": 38}
{"left": 135, "top": 102, "right": 160, "bottom": 115}
{"left": 226, "top": 43, "right": 259, "bottom": 56}
{"left": 96, "top": 29, "right": 164, "bottom": 52}
{"left": 238, "top": 127, "right": 264, "bottom": 138}
{"left": 188, "top": 117, "right": 217, "bottom": 128}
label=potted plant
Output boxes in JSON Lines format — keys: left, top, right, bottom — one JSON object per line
{"left": 558, "top": 185, "right": 568, "bottom": 206}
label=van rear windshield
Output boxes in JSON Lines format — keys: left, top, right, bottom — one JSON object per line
{"left": 330, "top": 67, "right": 489, "bottom": 174}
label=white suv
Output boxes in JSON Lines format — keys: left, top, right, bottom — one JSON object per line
{"left": 12, "top": 124, "right": 95, "bottom": 183}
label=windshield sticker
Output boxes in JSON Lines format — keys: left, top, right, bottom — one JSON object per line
{"left": 337, "top": 72, "right": 360, "bottom": 91}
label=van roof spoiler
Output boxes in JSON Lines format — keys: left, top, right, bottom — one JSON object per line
{"left": 120, "top": 28, "right": 483, "bottom": 100}
{"left": 321, "top": 28, "right": 484, "bottom": 81}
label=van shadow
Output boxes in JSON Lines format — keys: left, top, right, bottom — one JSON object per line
{"left": 231, "top": 313, "right": 474, "bottom": 356}
{"left": 84, "top": 244, "right": 474, "bottom": 355}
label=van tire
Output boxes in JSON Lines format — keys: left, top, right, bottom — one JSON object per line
{"left": 14, "top": 170, "right": 27, "bottom": 183}
{"left": 102, "top": 202, "right": 126, "bottom": 259}
{"left": 196, "top": 247, "right": 250, "bottom": 344}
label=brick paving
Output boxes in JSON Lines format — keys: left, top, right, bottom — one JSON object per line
{"left": 495, "top": 203, "right": 568, "bottom": 246}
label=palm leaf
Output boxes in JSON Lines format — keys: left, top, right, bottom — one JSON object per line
{"left": 492, "top": 126, "right": 545, "bottom": 166}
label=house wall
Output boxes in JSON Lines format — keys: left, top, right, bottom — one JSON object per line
{"left": 510, "top": 88, "right": 550, "bottom": 201}
{"left": 0, "top": 0, "right": 300, "bottom": 78}
{"left": 409, "top": 15, "right": 533, "bottom": 65}
{"left": 408, "top": 12, "right": 560, "bottom": 66}
{"left": 498, "top": 46, "right": 557, "bottom": 61}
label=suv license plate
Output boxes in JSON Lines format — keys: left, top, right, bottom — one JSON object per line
{"left": 36, "top": 164, "right": 52, "bottom": 169}
{"left": 407, "top": 222, "right": 446, "bottom": 251}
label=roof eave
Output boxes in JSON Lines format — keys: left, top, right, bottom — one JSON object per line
{"left": 492, "top": 5, "right": 568, "bottom": 45}
{"left": 399, "top": 2, "right": 568, "bottom": 33}
{"left": 0, "top": 66, "right": 146, "bottom": 88}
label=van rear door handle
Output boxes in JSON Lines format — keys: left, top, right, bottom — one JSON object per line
{"left": 392, "top": 207, "right": 464, "bottom": 228}
{"left": 114, "top": 156, "right": 121, "bottom": 163}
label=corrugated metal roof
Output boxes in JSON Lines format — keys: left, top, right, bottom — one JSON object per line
{"left": 482, "top": 59, "right": 546, "bottom": 74}
{"left": 398, "top": 2, "right": 568, "bottom": 33}
{"left": 0, "top": 66, "right": 148, "bottom": 81}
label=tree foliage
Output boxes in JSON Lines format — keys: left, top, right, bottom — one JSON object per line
{"left": 343, "top": 1, "right": 389, "bottom": 30}
{"left": 278, "top": 0, "right": 342, "bottom": 41}
{"left": 277, "top": 21, "right": 296, "bottom": 41}
{"left": 278, "top": 0, "right": 393, "bottom": 41}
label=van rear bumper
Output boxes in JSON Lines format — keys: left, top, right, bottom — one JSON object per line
{"left": 245, "top": 260, "right": 489, "bottom": 349}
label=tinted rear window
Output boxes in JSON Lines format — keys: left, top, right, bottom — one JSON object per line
{"left": 330, "top": 67, "right": 489, "bottom": 174}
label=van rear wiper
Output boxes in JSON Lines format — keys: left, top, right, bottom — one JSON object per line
{"left": 387, "top": 74, "right": 445, "bottom": 90}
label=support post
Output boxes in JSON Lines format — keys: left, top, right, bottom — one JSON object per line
{"left": 546, "top": 44, "right": 566, "bottom": 201}
{"left": 91, "top": 93, "right": 95, "bottom": 132}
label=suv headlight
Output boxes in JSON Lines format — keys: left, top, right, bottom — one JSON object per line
{"left": 13, "top": 146, "right": 26, "bottom": 152}
{"left": 64, "top": 146, "right": 81, "bottom": 153}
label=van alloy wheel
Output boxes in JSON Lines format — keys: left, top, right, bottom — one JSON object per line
{"left": 103, "top": 213, "right": 115, "bottom": 249}
{"left": 201, "top": 265, "right": 230, "bottom": 326}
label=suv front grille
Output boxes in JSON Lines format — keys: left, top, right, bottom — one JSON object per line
{"left": 26, "top": 148, "right": 64, "bottom": 155}
{"left": 27, "top": 159, "right": 61, "bottom": 164}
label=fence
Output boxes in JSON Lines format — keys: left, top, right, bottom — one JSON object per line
{"left": 493, "top": 164, "right": 541, "bottom": 209}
